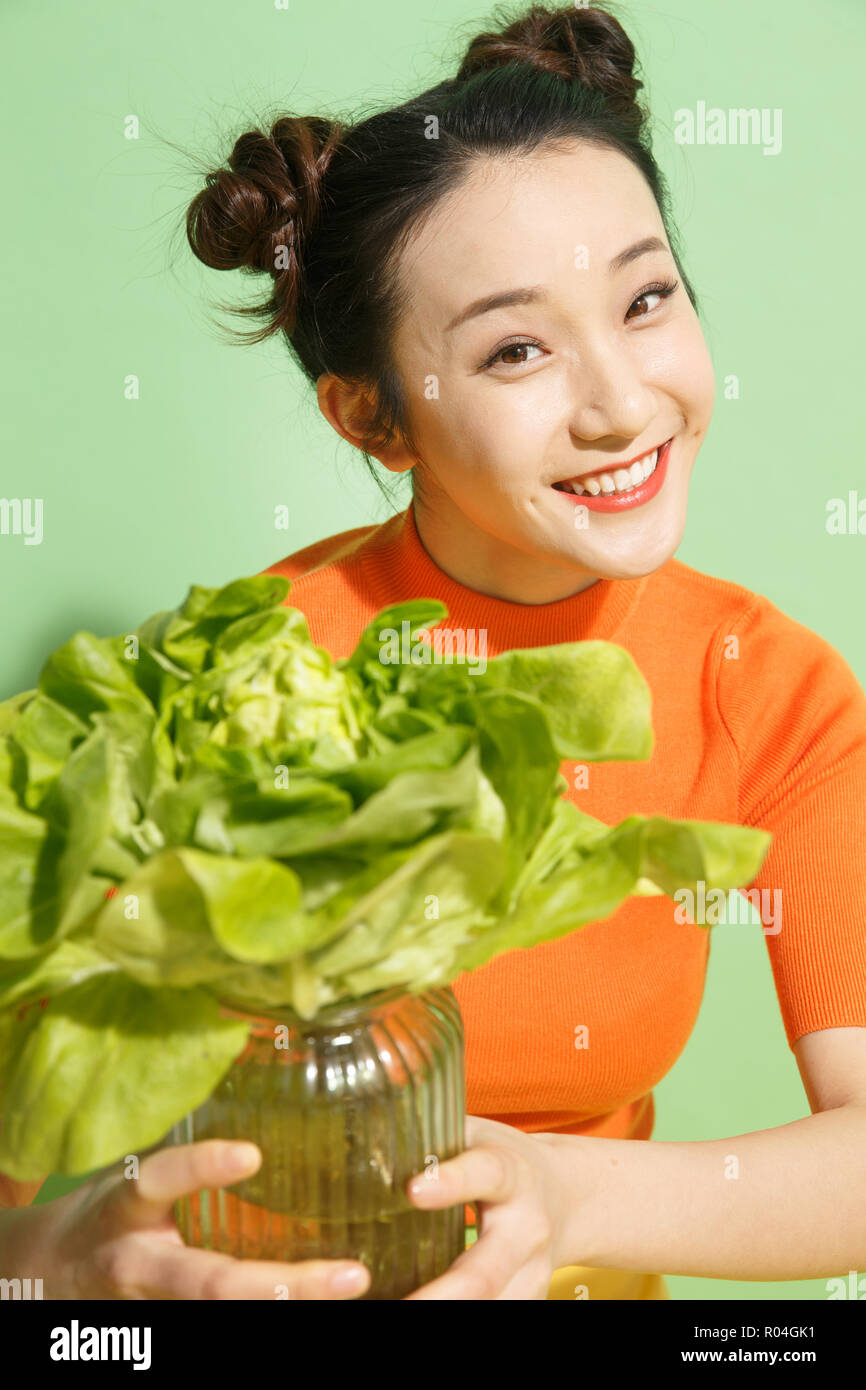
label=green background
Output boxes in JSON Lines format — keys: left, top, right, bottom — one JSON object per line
{"left": 3, "top": 0, "right": 864, "bottom": 1301}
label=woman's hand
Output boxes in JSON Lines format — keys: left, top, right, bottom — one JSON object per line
{"left": 402, "top": 1115, "right": 579, "bottom": 1300}
{"left": 15, "top": 1140, "right": 371, "bottom": 1300}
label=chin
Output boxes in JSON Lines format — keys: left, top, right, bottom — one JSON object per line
{"left": 588, "top": 527, "right": 686, "bottom": 580}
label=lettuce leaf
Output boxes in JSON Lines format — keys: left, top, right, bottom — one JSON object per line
{"left": 0, "top": 976, "right": 249, "bottom": 1180}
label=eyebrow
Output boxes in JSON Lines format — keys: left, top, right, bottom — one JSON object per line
{"left": 444, "top": 236, "right": 670, "bottom": 333}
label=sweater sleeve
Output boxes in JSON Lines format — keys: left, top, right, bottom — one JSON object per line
{"left": 0, "top": 1171, "right": 44, "bottom": 1208}
{"left": 715, "top": 596, "right": 866, "bottom": 1050}
{"left": 0, "top": 1121, "right": 45, "bottom": 1207}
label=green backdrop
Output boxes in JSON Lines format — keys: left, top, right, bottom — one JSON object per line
{"left": 3, "top": 0, "right": 863, "bottom": 1302}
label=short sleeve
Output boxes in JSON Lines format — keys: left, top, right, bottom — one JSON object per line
{"left": 0, "top": 1121, "right": 45, "bottom": 1207}
{"left": 0, "top": 1171, "right": 45, "bottom": 1208}
{"left": 716, "top": 597, "right": 866, "bottom": 1050}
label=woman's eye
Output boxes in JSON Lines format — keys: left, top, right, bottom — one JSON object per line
{"left": 484, "top": 341, "right": 544, "bottom": 369}
{"left": 626, "top": 291, "right": 664, "bottom": 320}
{"left": 626, "top": 281, "right": 679, "bottom": 321}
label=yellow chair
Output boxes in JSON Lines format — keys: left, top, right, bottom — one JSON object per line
{"left": 546, "top": 1263, "right": 671, "bottom": 1300}
{"left": 464, "top": 1225, "right": 670, "bottom": 1299}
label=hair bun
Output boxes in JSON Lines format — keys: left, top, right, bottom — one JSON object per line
{"left": 456, "top": 3, "right": 644, "bottom": 125}
{"left": 186, "top": 115, "right": 342, "bottom": 290}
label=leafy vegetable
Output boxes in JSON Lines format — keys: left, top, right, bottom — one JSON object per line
{"left": 0, "top": 573, "right": 771, "bottom": 1177}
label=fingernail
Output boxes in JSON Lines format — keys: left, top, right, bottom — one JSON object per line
{"left": 226, "top": 1143, "right": 259, "bottom": 1174}
{"left": 331, "top": 1266, "right": 368, "bottom": 1294}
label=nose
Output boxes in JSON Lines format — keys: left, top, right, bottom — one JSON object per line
{"left": 565, "top": 338, "right": 657, "bottom": 443}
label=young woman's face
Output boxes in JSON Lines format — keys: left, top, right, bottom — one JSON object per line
{"left": 327, "top": 141, "right": 716, "bottom": 604}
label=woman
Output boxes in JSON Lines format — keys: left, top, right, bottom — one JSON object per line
{"left": 3, "top": 1, "right": 866, "bottom": 1301}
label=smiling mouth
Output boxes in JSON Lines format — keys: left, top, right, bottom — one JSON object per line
{"left": 552, "top": 440, "right": 670, "bottom": 497}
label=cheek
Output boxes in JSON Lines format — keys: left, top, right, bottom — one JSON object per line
{"left": 644, "top": 320, "right": 715, "bottom": 429}
{"left": 419, "top": 383, "right": 541, "bottom": 484}
{"left": 691, "top": 344, "right": 715, "bottom": 421}
{"left": 673, "top": 319, "right": 715, "bottom": 420}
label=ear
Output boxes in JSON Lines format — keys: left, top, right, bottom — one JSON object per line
{"left": 316, "top": 374, "right": 416, "bottom": 475}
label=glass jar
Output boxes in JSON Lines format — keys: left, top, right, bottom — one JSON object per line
{"left": 168, "top": 984, "right": 466, "bottom": 1300}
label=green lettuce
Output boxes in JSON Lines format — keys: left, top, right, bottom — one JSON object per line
{"left": 0, "top": 573, "right": 771, "bottom": 1178}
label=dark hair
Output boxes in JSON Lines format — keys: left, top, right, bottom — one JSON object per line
{"left": 183, "top": 2, "right": 697, "bottom": 501}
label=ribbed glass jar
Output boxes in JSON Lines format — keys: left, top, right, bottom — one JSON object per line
{"left": 169, "top": 984, "right": 466, "bottom": 1300}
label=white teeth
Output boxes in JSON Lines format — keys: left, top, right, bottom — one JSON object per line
{"left": 561, "top": 446, "right": 660, "bottom": 498}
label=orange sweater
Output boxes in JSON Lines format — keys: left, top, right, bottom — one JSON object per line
{"left": 259, "top": 500, "right": 866, "bottom": 1145}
